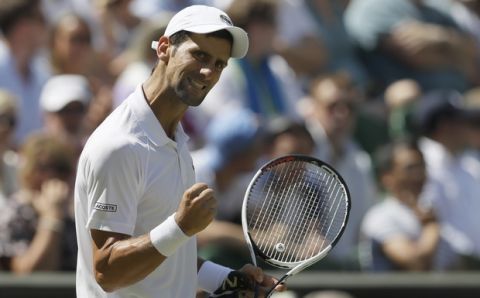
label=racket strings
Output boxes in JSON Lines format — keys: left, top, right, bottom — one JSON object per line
{"left": 308, "top": 174, "right": 345, "bottom": 259}
{"left": 289, "top": 170, "right": 332, "bottom": 262}
{"left": 249, "top": 162, "right": 311, "bottom": 258}
{"left": 250, "top": 161, "right": 298, "bottom": 254}
{"left": 279, "top": 165, "right": 323, "bottom": 260}
{"left": 282, "top": 166, "right": 339, "bottom": 262}
{"left": 268, "top": 165, "right": 313, "bottom": 260}
{"left": 246, "top": 161, "right": 348, "bottom": 264}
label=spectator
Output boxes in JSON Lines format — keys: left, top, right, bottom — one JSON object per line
{"left": 300, "top": 72, "right": 377, "bottom": 270}
{"left": 264, "top": 116, "right": 316, "bottom": 158}
{"left": 415, "top": 89, "right": 480, "bottom": 268}
{"left": 39, "top": 74, "right": 92, "bottom": 157}
{"left": 276, "top": 0, "right": 368, "bottom": 90}
{"left": 274, "top": 0, "right": 328, "bottom": 86}
{"left": 0, "top": 133, "right": 77, "bottom": 273}
{"left": 192, "top": 108, "right": 264, "bottom": 269}
{"left": 49, "top": 13, "right": 95, "bottom": 76}
{"left": 200, "top": 0, "right": 304, "bottom": 122}
{"left": 361, "top": 138, "right": 443, "bottom": 271}
{"left": 48, "top": 12, "right": 114, "bottom": 139}
{"left": 0, "top": 0, "right": 49, "bottom": 146}
{"left": 94, "top": 0, "right": 142, "bottom": 64}
{"left": 0, "top": 90, "right": 19, "bottom": 201}
{"left": 344, "top": 0, "right": 478, "bottom": 95}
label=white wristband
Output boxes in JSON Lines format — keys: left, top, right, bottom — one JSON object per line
{"left": 197, "top": 261, "right": 233, "bottom": 293}
{"left": 150, "top": 213, "right": 189, "bottom": 256}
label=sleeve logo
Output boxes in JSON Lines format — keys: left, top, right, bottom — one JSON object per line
{"left": 94, "top": 202, "right": 118, "bottom": 212}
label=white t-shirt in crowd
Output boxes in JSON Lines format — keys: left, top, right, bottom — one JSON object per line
{"left": 74, "top": 85, "right": 197, "bottom": 298}
{"left": 420, "top": 137, "right": 480, "bottom": 258}
{"left": 361, "top": 196, "right": 457, "bottom": 271}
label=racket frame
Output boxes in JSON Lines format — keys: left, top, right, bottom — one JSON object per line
{"left": 241, "top": 154, "right": 351, "bottom": 293}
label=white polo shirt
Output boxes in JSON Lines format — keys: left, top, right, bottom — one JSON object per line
{"left": 74, "top": 85, "right": 197, "bottom": 298}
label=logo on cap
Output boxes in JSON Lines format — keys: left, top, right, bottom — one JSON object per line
{"left": 220, "top": 14, "right": 233, "bottom": 26}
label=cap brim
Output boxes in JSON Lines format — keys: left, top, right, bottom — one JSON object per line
{"left": 151, "top": 24, "right": 248, "bottom": 58}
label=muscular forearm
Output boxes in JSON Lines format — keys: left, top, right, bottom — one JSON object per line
{"left": 93, "top": 233, "right": 167, "bottom": 292}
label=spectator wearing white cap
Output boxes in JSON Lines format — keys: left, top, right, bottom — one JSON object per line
{"left": 40, "top": 74, "right": 91, "bottom": 156}
{"left": 74, "top": 5, "right": 285, "bottom": 298}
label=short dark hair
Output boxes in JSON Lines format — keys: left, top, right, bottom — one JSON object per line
{"left": 374, "top": 136, "right": 422, "bottom": 178}
{"left": 169, "top": 30, "right": 233, "bottom": 50}
{"left": 414, "top": 89, "right": 466, "bottom": 136}
{"left": 150, "top": 29, "right": 234, "bottom": 72}
{"left": 0, "top": 0, "right": 41, "bottom": 35}
{"left": 266, "top": 117, "right": 314, "bottom": 148}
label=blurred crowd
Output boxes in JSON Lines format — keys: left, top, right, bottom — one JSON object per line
{"left": 1, "top": 0, "right": 480, "bottom": 288}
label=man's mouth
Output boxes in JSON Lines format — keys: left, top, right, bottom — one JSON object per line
{"left": 189, "top": 77, "right": 206, "bottom": 90}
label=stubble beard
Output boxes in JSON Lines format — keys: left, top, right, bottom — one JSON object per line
{"left": 175, "top": 79, "right": 207, "bottom": 107}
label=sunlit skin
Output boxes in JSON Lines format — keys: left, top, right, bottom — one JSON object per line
{"left": 143, "top": 33, "right": 231, "bottom": 137}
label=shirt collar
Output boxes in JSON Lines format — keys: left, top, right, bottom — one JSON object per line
{"left": 128, "top": 84, "right": 189, "bottom": 148}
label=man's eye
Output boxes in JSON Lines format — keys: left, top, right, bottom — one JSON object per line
{"left": 215, "top": 62, "right": 226, "bottom": 71}
{"left": 194, "top": 52, "right": 207, "bottom": 61}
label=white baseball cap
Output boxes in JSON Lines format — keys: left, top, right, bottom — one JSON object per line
{"left": 40, "top": 75, "right": 91, "bottom": 112}
{"left": 151, "top": 5, "right": 249, "bottom": 58}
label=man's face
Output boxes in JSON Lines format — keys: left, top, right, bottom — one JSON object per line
{"left": 56, "top": 101, "right": 87, "bottom": 134}
{"left": 166, "top": 33, "right": 231, "bottom": 107}
{"left": 389, "top": 147, "right": 426, "bottom": 198}
{"left": 312, "top": 82, "right": 356, "bottom": 140}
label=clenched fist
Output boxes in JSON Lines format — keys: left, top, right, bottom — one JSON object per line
{"left": 175, "top": 183, "right": 217, "bottom": 236}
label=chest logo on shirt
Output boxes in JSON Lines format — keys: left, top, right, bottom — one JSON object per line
{"left": 94, "top": 202, "right": 118, "bottom": 212}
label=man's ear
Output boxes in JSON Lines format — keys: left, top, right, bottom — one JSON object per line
{"left": 156, "top": 36, "right": 170, "bottom": 63}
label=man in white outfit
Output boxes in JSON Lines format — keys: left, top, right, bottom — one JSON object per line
{"left": 75, "top": 5, "right": 284, "bottom": 297}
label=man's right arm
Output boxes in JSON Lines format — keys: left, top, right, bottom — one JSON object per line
{"left": 90, "top": 182, "right": 216, "bottom": 292}
{"left": 91, "top": 230, "right": 166, "bottom": 292}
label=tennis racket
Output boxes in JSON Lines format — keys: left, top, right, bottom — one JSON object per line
{"left": 242, "top": 155, "right": 351, "bottom": 297}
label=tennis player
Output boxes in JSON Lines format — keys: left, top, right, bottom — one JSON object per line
{"left": 74, "top": 5, "right": 284, "bottom": 298}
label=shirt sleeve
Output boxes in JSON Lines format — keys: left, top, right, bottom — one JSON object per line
{"left": 361, "top": 204, "right": 404, "bottom": 243}
{"left": 82, "top": 142, "right": 144, "bottom": 236}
